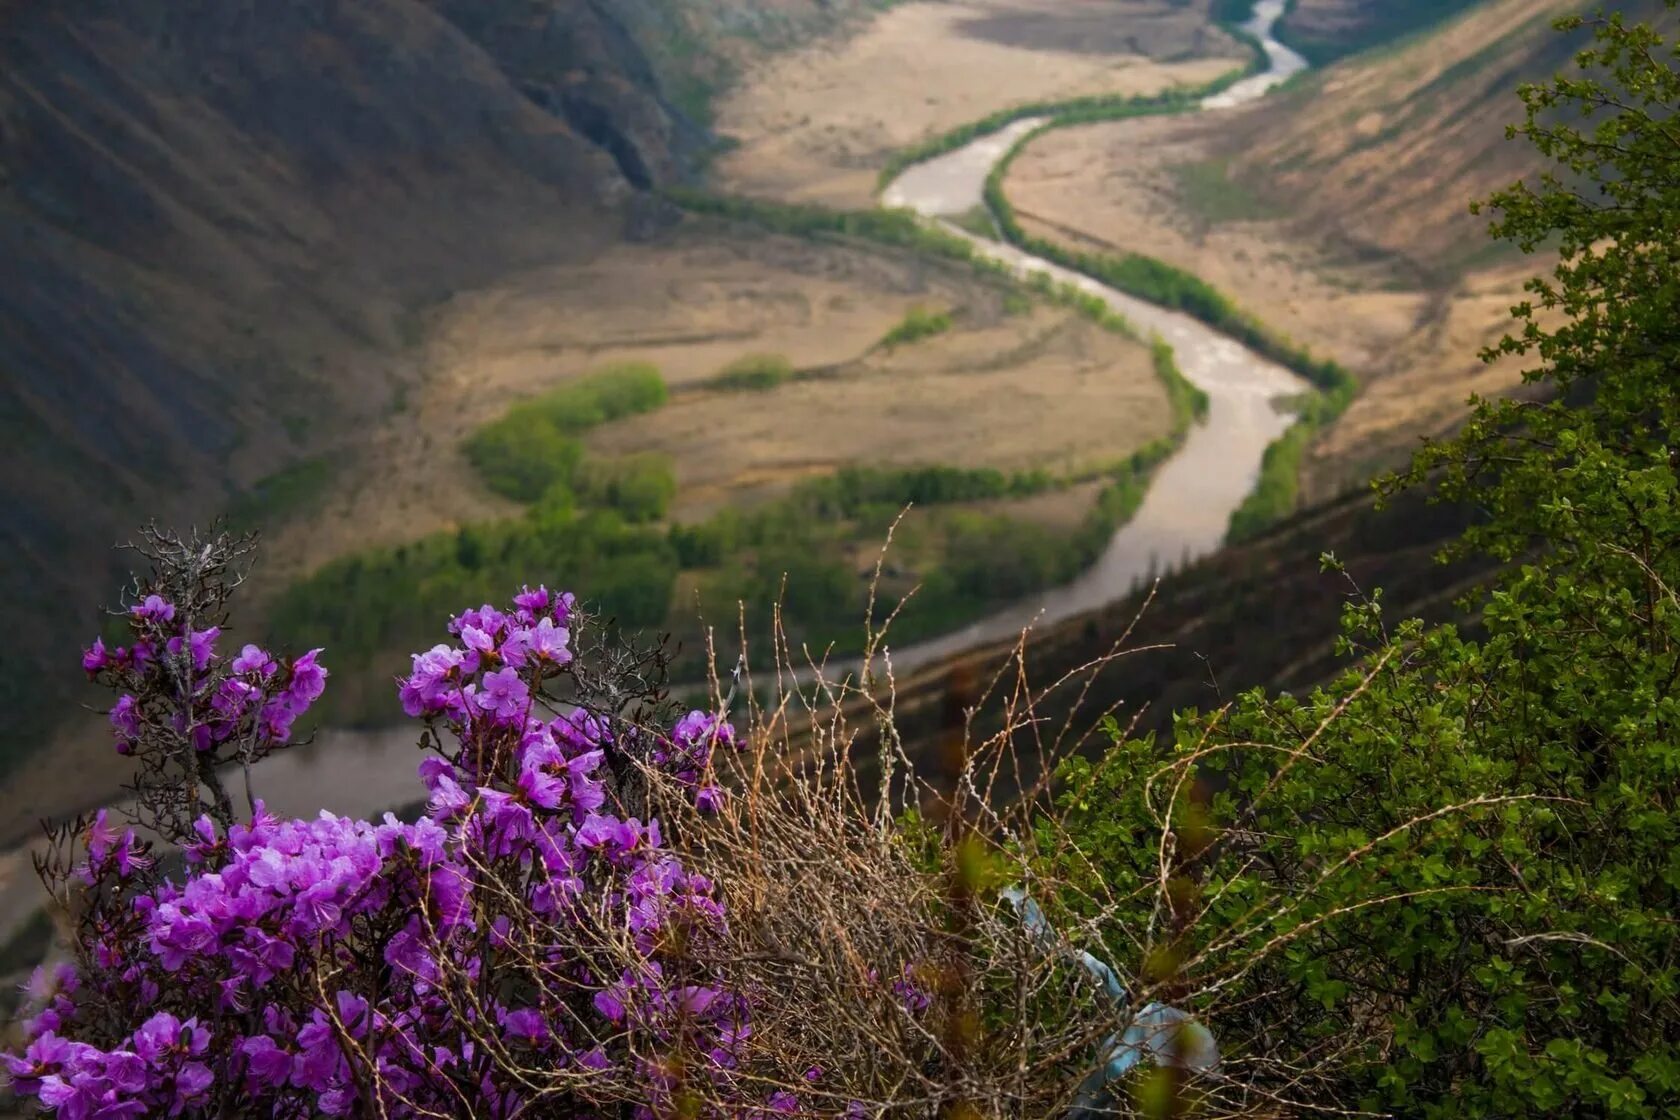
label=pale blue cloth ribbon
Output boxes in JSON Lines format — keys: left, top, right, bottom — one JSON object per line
{"left": 1001, "top": 886, "right": 1219, "bottom": 1116}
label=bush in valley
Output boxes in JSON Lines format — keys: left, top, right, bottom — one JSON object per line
{"left": 710, "top": 352, "right": 796, "bottom": 391}
{"left": 796, "top": 464, "right": 1054, "bottom": 516}
{"left": 462, "top": 407, "right": 586, "bottom": 504}
{"left": 665, "top": 188, "right": 987, "bottom": 263}
{"left": 464, "top": 364, "right": 667, "bottom": 502}
{"left": 879, "top": 305, "right": 953, "bottom": 348}
{"left": 268, "top": 506, "right": 679, "bottom": 692}
{"left": 573, "top": 452, "right": 678, "bottom": 522}
{"left": 1152, "top": 337, "right": 1210, "bottom": 425}
{"left": 1224, "top": 418, "right": 1311, "bottom": 541}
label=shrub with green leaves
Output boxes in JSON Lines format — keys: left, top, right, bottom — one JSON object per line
{"left": 880, "top": 306, "right": 954, "bottom": 348}
{"left": 574, "top": 453, "right": 678, "bottom": 523}
{"left": 1047, "top": 8, "right": 1680, "bottom": 1114}
{"left": 710, "top": 353, "right": 795, "bottom": 391}
{"left": 464, "top": 364, "right": 667, "bottom": 501}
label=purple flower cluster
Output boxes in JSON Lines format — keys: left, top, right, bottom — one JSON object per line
{"left": 655, "top": 710, "right": 740, "bottom": 814}
{"left": 84, "top": 594, "right": 325, "bottom": 757}
{"left": 13, "top": 586, "right": 855, "bottom": 1119}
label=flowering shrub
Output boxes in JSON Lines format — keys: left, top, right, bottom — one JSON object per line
{"left": 6, "top": 529, "right": 1237, "bottom": 1119}
{"left": 7, "top": 531, "right": 783, "bottom": 1118}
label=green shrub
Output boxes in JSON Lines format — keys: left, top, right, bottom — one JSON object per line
{"left": 464, "top": 365, "right": 667, "bottom": 501}
{"left": 463, "top": 408, "right": 586, "bottom": 503}
{"left": 880, "top": 306, "right": 954, "bottom": 348}
{"left": 1051, "top": 14, "right": 1680, "bottom": 1113}
{"left": 1225, "top": 419, "right": 1311, "bottom": 541}
{"left": 269, "top": 506, "right": 678, "bottom": 681}
{"left": 575, "top": 453, "right": 678, "bottom": 523}
{"left": 711, "top": 354, "right": 795, "bottom": 391}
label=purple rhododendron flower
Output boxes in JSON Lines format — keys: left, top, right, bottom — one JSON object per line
{"left": 232, "top": 643, "right": 277, "bottom": 678}
{"left": 474, "top": 667, "right": 528, "bottom": 721}
{"left": 109, "top": 694, "right": 140, "bottom": 742}
{"left": 166, "top": 626, "right": 221, "bottom": 672}
{"left": 512, "top": 584, "right": 551, "bottom": 614}
{"left": 17, "top": 585, "right": 802, "bottom": 1119}
{"left": 130, "top": 594, "right": 175, "bottom": 623}
{"left": 82, "top": 637, "right": 111, "bottom": 675}
{"left": 288, "top": 648, "right": 328, "bottom": 705}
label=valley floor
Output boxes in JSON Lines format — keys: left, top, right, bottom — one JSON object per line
{"left": 711, "top": 0, "right": 1247, "bottom": 207}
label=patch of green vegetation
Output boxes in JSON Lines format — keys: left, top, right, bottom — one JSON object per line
{"left": 949, "top": 205, "right": 1000, "bottom": 240}
{"left": 1169, "top": 158, "right": 1284, "bottom": 225}
{"left": 226, "top": 457, "right": 338, "bottom": 535}
{"left": 464, "top": 412, "right": 586, "bottom": 505}
{"left": 1152, "top": 338, "right": 1211, "bottom": 427}
{"left": 574, "top": 453, "right": 678, "bottom": 524}
{"left": 710, "top": 353, "right": 796, "bottom": 391}
{"left": 464, "top": 364, "right": 668, "bottom": 502}
{"left": 799, "top": 465, "right": 1058, "bottom": 517}
{"left": 1225, "top": 417, "right": 1312, "bottom": 542}
{"left": 667, "top": 189, "right": 991, "bottom": 261}
{"left": 269, "top": 507, "right": 681, "bottom": 717}
{"left": 880, "top": 306, "right": 954, "bottom": 348}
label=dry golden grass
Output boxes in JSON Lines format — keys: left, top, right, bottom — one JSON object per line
{"left": 711, "top": 0, "right": 1246, "bottom": 207}
{"left": 589, "top": 307, "right": 1168, "bottom": 520}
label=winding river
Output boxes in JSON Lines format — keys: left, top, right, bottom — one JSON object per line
{"left": 0, "top": 2, "right": 1316, "bottom": 930}
{"left": 212, "top": 0, "right": 1313, "bottom": 819}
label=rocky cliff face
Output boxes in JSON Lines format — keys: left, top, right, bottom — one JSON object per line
{"left": 0, "top": 0, "right": 887, "bottom": 762}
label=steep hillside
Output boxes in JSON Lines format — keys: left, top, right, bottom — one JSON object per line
{"left": 1001, "top": 0, "right": 1672, "bottom": 501}
{"left": 0, "top": 0, "right": 898, "bottom": 767}
{"left": 1275, "top": 0, "right": 1485, "bottom": 65}
{"left": 1231, "top": 0, "right": 1617, "bottom": 275}
{"left": 867, "top": 483, "right": 1495, "bottom": 796}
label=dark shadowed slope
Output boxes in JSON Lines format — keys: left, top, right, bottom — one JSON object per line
{"left": 0, "top": 0, "right": 893, "bottom": 768}
{"left": 1275, "top": 0, "right": 1486, "bottom": 65}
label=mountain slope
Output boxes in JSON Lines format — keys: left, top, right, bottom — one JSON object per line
{"left": 1232, "top": 0, "right": 1619, "bottom": 277}
{"left": 0, "top": 0, "right": 896, "bottom": 766}
{"left": 1275, "top": 0, "right": 1485, "bottom": 65}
